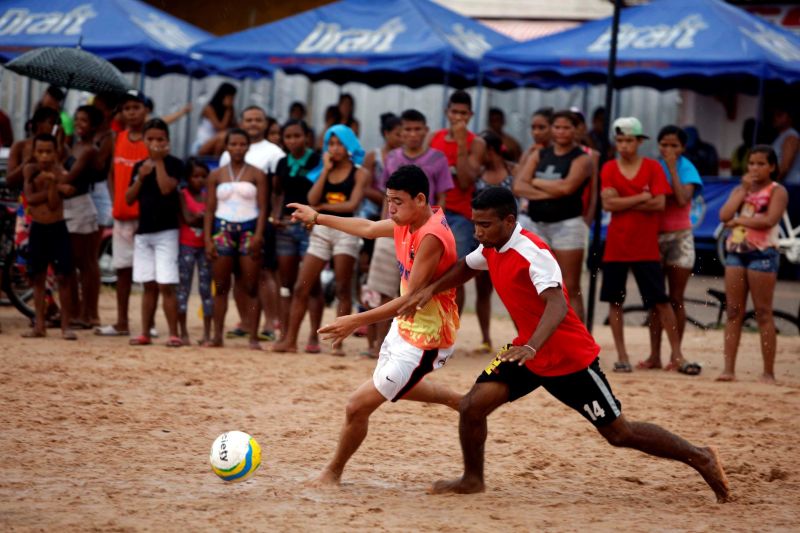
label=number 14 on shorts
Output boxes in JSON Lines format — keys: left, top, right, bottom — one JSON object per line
{"left": 583, "top": 401, "right": 606, "bottom": 421}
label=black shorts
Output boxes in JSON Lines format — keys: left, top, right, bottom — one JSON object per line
{"left": 476, "top": 356, "right": 622, "bottom": 428}
{"left": 0, "top": 205, "right": 16, "bottom": 269}
{"left": 28, "top": 220, "right": 73, "bottom": 276}
{"left": 600, "top": 261, "right": 668, "bottom": 308}
{"left": 261, "top": 223, "right": 277, "bottom": 271}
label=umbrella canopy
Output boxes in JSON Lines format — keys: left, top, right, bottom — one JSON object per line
{"left": 482, "top": 0, "right": 800, "bottom": 92}
{"left": 5, "top": 47, "right": 132, "bottom": 94}
{"left": 190, "top": 0, "right": 514, "bottom": 87}
{"left": 0, "top": 0, "right": 213, "bottom": 76}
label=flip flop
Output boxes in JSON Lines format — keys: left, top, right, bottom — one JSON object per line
{"left": 677, "top": 361, "right": 702, "bottom": 376}
{"left": 226, "top": 327, "right": 247, "bottom": 339}
{"left": 129, "top": 335, "right": 152, "bottom": 346}
{"left": 95, "top": 324, "right": 130, "bottom": 336}
{"left": 166, "top": 336, "right": 183, "bottom": 348}
{"left": 613, "top": 361, "right": 633, "bottom": 373}
{"left": 259, "top": 330, "right": 276, "bottom": 342}
{"left": 304, "top": 343, "right": 321, "bottom": 354}
{"left": 62, "top": 330, "right": 78, "bottom": 341}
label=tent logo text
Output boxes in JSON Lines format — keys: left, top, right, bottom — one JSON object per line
{"left": 295, "top": 17, "right": 405, "bottom": 54}
{"left": 130, "top": 13, "right": 201, "bottom": 51}
{"left": 0, "top": 4, "right": 96, "bottom": 36}
{"left": 445, "top": 23, "right": 491, "bottom": 59}
{"left": 587, "top": 14, "right": 708, "bottom": 52}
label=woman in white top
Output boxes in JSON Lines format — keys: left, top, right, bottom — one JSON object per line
{"left": 193, "top": 82, "right": 237, "bottom": 155}
{"left": 204, "top": 128, "right": 267, "bottom": 349}
{"left": 771, "top": 107, "right": 800, "bottom": 184}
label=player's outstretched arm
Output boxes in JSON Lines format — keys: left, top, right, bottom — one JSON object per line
{"left": 287, "top": 202, "right": 393, "bottom": 239}
{"left": 319, "top": 234, "right": 444, "bottom": 344}
{"left": 396, "top": 258, "right": 477, "bottom": 318}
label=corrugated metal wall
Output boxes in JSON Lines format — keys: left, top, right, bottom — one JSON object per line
{"left": 1, "top": 68, "right": 678, "bottom": 160}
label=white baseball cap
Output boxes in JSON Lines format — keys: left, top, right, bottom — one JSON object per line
{"left": 612, "top": 117, "right": 649, "bottom": 139}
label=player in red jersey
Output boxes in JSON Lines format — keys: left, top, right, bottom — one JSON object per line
{"left": 399, "top": 187, "right": 730, "bottom": 502}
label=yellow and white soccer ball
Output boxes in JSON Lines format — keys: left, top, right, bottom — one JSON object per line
{"left": 209, "top": 431, "right": 262, "bottom": 482}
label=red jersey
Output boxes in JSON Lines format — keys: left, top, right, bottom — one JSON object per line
{"left": 394, "top": 207, "right": 459, "bottom": 349}
{"left": 430, "top": 129, "right": 476, "bottom": 220}
{"left": 466, "top": 225, "right": 599, "bottom": 376}
{"left": 601, "top": 158, "right": 671, "bottom": 262}
{"left": 112, "top": 130, "right": 148, "bottom": 220}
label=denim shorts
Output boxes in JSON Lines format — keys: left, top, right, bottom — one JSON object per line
{"left": 212, "top": 218, "right": 257, "bottom": 257}
{"left": 725, "top": 248, "right": 780, "bottom": 274}
{"left": 445, "top": 210, "right": 478, "bottom": 259}
{"left": 275, "top": 222, "right": 310, "bottom": 257}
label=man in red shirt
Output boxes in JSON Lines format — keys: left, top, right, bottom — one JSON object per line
{"left": 429, "top": 90, "right": 486, "bottom": 315}
{"left": 600, "top": 117, "right": 696, "bottom": 374}
{"left": 399, "top": 187, "right": 730, "bottom": 503}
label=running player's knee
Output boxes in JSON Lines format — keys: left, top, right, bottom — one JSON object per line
{"left": 600, "top": 419, "right": 632, "bottom": 447}
{"left": 344, "top": 396, "right": 370, "bottom": 422}
{"left": 459, "top": 392, "right": 488, "bottom": 420}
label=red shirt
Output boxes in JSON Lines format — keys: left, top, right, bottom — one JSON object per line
{"left": 601, "top": 158, "right": 671, "bottom": 262}
{"left": 112, "top": 130, "right": 148, "bottom": 220}
{"left": 466, "top": 225, "right": 599, "bottom": 376}
{"left": 394, "top": 207, "right": 459, "bottom": 349}
{"left": 430, "top": 129, "right": 476, "bottom": 220}
{"left": 179, "top": 188, "right": 206, "bottom": 247}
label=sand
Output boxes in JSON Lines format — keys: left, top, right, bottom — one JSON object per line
{"left": 1, "top": 289, "right": 799, "bottom": 532}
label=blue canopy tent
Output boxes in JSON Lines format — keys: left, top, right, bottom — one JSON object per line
{"left": 0, "top": 0, "right": 213, "bottom": 76}
{"left": 190, "top": 0, "right": 514, "bottom": 88}
{"left": 482, "top": 0, "right": 800, "bottom": 93}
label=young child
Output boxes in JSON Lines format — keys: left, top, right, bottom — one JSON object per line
{"left": 718, "top": 145, "right": 788, "bottom": 384}
{"left": 22, "top": 134, "right": 77, "bottom": 340}
{"left": 178, "top": 158, "right": 213, "bottom": 345}
{"left": 599, "top": 117, "right": 697, "bottom": 374}
{"left": 125, "top": 118, "right": 183, "bottom": 347}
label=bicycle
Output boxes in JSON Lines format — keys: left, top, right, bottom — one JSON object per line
{"left": 606, "top": 287, "right": 799, "bottom": 336}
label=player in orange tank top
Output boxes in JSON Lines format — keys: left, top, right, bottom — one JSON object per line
{"left": 287, "top": 165, "right": 463, "bottom": 487}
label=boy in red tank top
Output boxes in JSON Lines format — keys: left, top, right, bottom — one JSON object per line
{"left": 397, "top": 187, "right": 730, "bottom": 503}
{"left": 287, "top": 165, "right": 462, "bottom": 487}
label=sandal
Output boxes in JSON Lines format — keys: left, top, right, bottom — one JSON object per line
{"left": 472, "top": 342, "right": 493, "bottom": 355}
{"left": 95, "top": 324, "right": 130, "bottom": 337}
{"left": 613, "top": 361, "right": 633, "bottom": 373}
{"left": 677, "top": 361, "right": 702, "bottom": 376}
{"left": 62, "top": 329, "right": 78, "bottom": 341}
{"left": 226, "top": 327, "right": 247, "bottom": 339}
{"left": 129, "top": 335, "right": 152, "bottom": 346}
{"left": 166, "top": 336, "right": 183, "bottom": 348}
{"left": 258, "top": 330, "right": 276, "bottom": 342}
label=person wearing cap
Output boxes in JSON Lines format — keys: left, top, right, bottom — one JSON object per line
{"left": 95, "top": 90, "right": 149, "bottom": 338}
{"left": 599, "top": 117, "right": 698, "bottom": 375}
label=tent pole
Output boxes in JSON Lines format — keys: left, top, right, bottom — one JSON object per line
{"left": 441, "top": 61, "right": 451, "bottom": 130}
{"left": 586, "top": 0, "right": 622, "bottom": 333}
{"left": 184, "top": 75, "right": 194, "bottom": 157}
{"left": 474, "top": 68, "right": 484, "bottom": 131}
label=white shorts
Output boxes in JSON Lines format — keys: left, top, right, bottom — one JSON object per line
{"left": 307, "top": 224, "right": 362, "bottom": 261}
{"left": 373, "top": 320, "right": 454, "bottom": 402}
{"left": 63, "top": 193, "right": 99, "bottom": 235}
{"left": 366, "top": 236, "right": 400, "bottom": 298}
{"left": 526, "top": 215, "right": 588, "bottom": 251}
{"left": 112, "top": 219, "right": 138, "bottom": 269}
{"left": 90, "top": 182, "right": 113, "bottom": 227}
{"left": 132, "top": 229, "right": 179, "bottom": 284}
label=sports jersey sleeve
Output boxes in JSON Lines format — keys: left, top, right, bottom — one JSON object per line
{"left": 465, "top": 245, "right": 488, "bottom": 270}
{"left": 528, "top": 248, "right": 562, "bottom": 294}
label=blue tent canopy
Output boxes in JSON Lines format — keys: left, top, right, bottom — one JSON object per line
{"left": 482, "top": 0, "right": 800, "bottom": 92}
{"left": 190, "top": 0, "right": 514, "bottom": 88}
{"left": 0, "top": 0, "right": 213, "bottom": 76}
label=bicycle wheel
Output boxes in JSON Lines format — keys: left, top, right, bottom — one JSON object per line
{"left": 2, "top": 256, "right": 34, "bottom": 318}
{"left": 743, "top": 310, "right": 800, "bottom": 337}
{"left": 620, "top": 305, "right": 652, "bottom": 328}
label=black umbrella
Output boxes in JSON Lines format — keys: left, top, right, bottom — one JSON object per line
{"left": 4, "top": 47, "right": 132, "bottom": 95}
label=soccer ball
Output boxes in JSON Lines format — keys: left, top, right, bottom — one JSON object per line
{"left": 209, "top": 431, "right": 262, "bottom": 482}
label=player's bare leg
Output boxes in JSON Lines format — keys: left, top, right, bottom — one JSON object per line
{"left": 598, "top": 415, "right": 730, "bottom": 502}
{"left": 309, "top": 380, "right": 386, "bottom": 487}
{"left": 430, "top": 382, "right": 509, "bottom": 494}
{"left": 401, "top": 379, "right": 462, "bottom": 410}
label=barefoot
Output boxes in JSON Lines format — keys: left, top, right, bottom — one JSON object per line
{"left": 21, "top": 329, "right": 46, "bottom": 338}
{"left": 330, "top": 344, "right": 346, "bottom": 357}
{"left": 272, "top": 340, "right": 297, "bottom": 353}
{"left": 62, "top": 329, "right": 78, "bottom": 341}
{"left": 428, "top": 476, "right": 485, "bottom": 495}
{"left": 696, "top": 446, "right": 731, "bottom": 503}
{"left": 306, "top": 468, "right": 341, "bottom": 487}
{"left": 758, "top": 373, "right": 776, "bottom": 385}
{"left": 249, "top": 340, "right": 263, "bottom": 351}
{"left": 715, "top": 373, "right": 735, "bottom": 382}
{"left": 207, "top": 338, "right": 224, "bottom": 348}
{"left": 181, "top": 335, "right": 190, "bottom": 346}
{"left": 637, "top": 357, "right": 662, "bottom": 370}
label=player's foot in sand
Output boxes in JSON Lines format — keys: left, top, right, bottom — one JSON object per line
{"left": 306, "top": 468, "right": 341, "bottom": 487}
{"left": 695, "top": 446, "right": 731, "bottom": 503}
{"left": 715, "top": 372, "right": 735, "bottom": 382}
{"left": 272, "top": 339, "right": 297, "bottom": 353}
{"left": 758, "top": 373, "right": 776, "bottom": 385}
{"left": 428, "top": 476, "right": 485, "bottom": 494}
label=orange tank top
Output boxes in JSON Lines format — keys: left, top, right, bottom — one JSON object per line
{"left": 112, "top": 130, "right": 148, "bottom": 220}
{"left": 430, "top": 129, "right": 476, "bottom": 220}
{"left": 394, "top": 207, "right": 459, "bottom": 349}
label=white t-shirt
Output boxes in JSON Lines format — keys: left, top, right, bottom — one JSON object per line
{"left": 219, "top": 139, "right": 285, "bottom": 175}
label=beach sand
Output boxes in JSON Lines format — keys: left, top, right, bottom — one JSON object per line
{"left": 1, "top": 290, "right": 798, "bottom": 532}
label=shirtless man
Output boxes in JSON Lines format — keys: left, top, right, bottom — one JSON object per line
{"left": 399, "top": 187, "right": 730, "bottom": 503}
{"left": 288, "top": 165, "right": 462, "bottom": 486}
